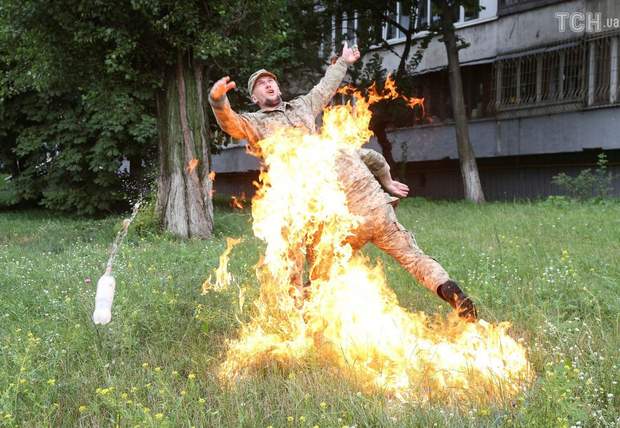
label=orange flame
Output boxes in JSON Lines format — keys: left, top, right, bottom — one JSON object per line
{"left": 230, "top": 192, "right": 247, "bottom": 210}
{"left": 202, "top": 237, "right": 242, "bottom": 293}
{"left": 217, "top": 83, "right": 532, "bottom": 403}
{"left": 186, "top": 158, "right": 199, "bottom": 173}
{"left": 340, "top": 74, "right": 425, "bottom": 117}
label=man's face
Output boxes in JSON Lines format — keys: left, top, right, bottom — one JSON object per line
{"left": 251, "top": 75, "right": 282, "bottom": 109}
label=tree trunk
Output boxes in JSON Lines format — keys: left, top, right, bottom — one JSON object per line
{"left": 441, "top": 5, "right": 485, "bottom": 203}
{"left": 155, "top": 51, "right": 214, "bottom": 238}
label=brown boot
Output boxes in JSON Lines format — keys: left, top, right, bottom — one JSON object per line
{"left": 437, "top": 280, "right": 478, "bottom": 322}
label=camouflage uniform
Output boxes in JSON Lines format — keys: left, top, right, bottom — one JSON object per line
{"left": 209, "top": 58, "right": 450, "bottom": 294}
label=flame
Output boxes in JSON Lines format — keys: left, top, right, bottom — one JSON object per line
{"left": 186, "top": 158, "right": 199, "bottom": 173}
{"left": 202, "top": 237, "right": 242, "bottom": 293}
{"left": 218, "top": 83, "right": 532, "bottom": 404}
{"left": 340, "top": 74, "right": 425, "bottom": 117}
{"left": 230, "top": 192, "right": 247, "bottom": 210}
{"left": 208, "top": 170, "right": 216, "bottom": 181}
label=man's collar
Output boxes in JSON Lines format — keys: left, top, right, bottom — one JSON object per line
{"left": 259, "top": 101, "right": 290, "bottom": 113}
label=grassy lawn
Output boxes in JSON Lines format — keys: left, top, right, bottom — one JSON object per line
{"left": 1, "top": 199, "right": 619, "bottom": 427}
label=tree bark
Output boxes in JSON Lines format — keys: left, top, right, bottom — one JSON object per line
{"left": 440, "top": 4, "right": 485, "bottom": 203}
{"left": 155, "top": 51, "right": 214, "bottom": 238}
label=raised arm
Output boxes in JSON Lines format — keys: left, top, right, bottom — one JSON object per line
{"left": 209, "top": 76, "right": 259, "bottom": 144}
{"left": 300, "top": 42, "right": 361, "bottom": 117}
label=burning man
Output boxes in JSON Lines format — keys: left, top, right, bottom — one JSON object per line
{"left": 208, "top": 43, "right": 477, "bottom": 321}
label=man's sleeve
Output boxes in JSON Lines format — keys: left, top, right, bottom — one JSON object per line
{"left": 359, "top": 148, "right": 390, "bottom": 180}
{"left": 298, "top": 57, "right": 349, "bottom": 117}
{"left": 209, "top": 95, "right": 259, "bottom": 144}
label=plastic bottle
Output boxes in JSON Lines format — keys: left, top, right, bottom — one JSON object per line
{"left": 92, "top": 272, "right": 116, "bottom": 325}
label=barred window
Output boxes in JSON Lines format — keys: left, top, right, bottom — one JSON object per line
{"left": 519, "top": 56, "right": 537, "bottom": 104}
{"left": 562, "top": 44, "right": 586, "bottom": 100}
{"left": 541, "top": 51, "right": 560, "bottom": 101}
{"left": 590, "top": 36, "right": 612, "bottom": 105}
{"left": 500, "top": 61, "right": 518, "bottom": 105}
{"left": 493, "top": 34, "right": 620, "bottom": 111}
{"left": 615, "top": 37, "right": 620, "bottom": 103}
{"left": 493, "top": 40, "right": 589, "bottom": 110}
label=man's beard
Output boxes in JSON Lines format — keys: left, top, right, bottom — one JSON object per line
{"left": 262, "top": 95, "right": 282, "bottom": 108}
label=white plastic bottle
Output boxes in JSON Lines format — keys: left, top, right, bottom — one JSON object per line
{"left": 92, "top": 272, "right": 116, "bottom": 325}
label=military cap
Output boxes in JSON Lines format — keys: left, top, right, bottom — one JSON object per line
{"left": 247, "top": 69, "right": 278, "bottom": 95}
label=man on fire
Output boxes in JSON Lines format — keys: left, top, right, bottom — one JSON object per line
{"left": 208, "top": 42, "right": 477, "bottom": 321}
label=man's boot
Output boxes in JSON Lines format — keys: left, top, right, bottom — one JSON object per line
{"left": 437, "top": 280, "right": 478, "bottom": 322}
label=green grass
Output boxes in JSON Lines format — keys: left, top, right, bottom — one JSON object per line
{"left": 1, "top": 199, "right": 619, "bottom": 427}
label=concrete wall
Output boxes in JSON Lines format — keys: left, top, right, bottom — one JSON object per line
{"left": 212, "top": 145, "right": 259, "bottom": 174}
{"left": 374, "top": 0, "right": 584, "bottom": 74}
{"left": 385, "top": 105, "right": 620, "bottom": 163}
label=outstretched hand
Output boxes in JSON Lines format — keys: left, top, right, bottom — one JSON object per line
{"left": 383, "top": 179, "right": 410, "bottom": 198}
{"left": 210, "top": 76, "right": 236, "bottom": 102}
{"left": 341, "top": 41, "right": 361, "bottom": 65}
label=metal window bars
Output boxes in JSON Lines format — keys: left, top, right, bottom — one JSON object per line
{"left": 492, "top": 32, "right": 620, "bottom": 112}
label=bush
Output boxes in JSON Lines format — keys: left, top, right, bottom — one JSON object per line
{"left": 131, "top": 193, "right": 161, "bottom": 237}
{"left": 551, "top": 153, "right": 614, "bottom": 201}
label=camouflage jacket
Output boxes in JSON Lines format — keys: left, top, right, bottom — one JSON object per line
{"left": 209, "top": 57, "right": 397, "bottom": 211}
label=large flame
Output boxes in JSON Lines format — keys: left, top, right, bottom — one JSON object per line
{"left": 217, "top": 83, "right": 532, "bottom": 403}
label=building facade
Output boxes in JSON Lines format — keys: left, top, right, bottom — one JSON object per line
{"left": 213, "top": 0, "right": 620, "bottom": 200}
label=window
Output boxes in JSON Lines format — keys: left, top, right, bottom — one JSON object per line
{"left": 500, "top": 61, "right": 518, "bottom": 105}
{"left": 385, "top": 1, "right": 399, "bottom": 41}
{"left": 563, "top": 44, "right": 586, "bottom": 100}
{"left": 494, "top": 42, "right": 587, "bottom": 109}
{"left": 591, "top": 36, "right": 611, "bottom": 105}
{"left": 398, "top": 2, "right": 411, "bottom": 38}
{"left": 491, "top": 30, "right": 617, "bottom": 109}
{"left": 519, "top": 56, "right": 537, "bottom": 104}
{"left": 329, "top": 0, "right": 491, "bottom": 51}
{"left": 430, "top": 1, "right": 442, "bottom": 25}
{"left": 382, "top": 0, "right": 491, "bottom": 44}
{"left": 418, "top": 0, "right": 428, "bottom": 29}
{"left": 342, "top": 12, "right": 357, "bottom": 45}
{"left": 464, "top": 0, "right": 480, "bottom": 21}
{"left": 540, "top": 52, "right": 560, "bottom": 101}
{"left": 614, "top": 36, "right": 620, "bottom": 103}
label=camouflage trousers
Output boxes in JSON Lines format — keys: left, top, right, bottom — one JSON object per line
{"left": 345, "top": 202, "right": 450, "bottom": 293}
{"left": 290, "top": 202, "right": 450, "bottom": 298}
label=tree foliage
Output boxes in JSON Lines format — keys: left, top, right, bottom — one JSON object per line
{"left": 0, "top": 0, "right": 297, "bottom": 214}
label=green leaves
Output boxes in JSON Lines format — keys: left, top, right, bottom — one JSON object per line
{"left": 0, "top": 83, "right": 157, "bottom": 214}
{"left": 0, "top": 0, "right": 309, "bottom": 214}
